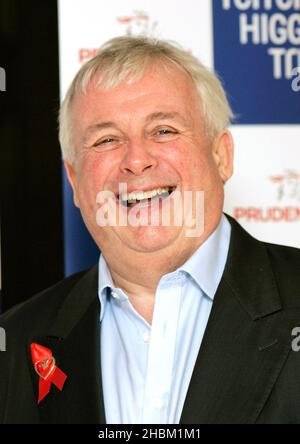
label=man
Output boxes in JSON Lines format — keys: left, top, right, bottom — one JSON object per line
{"left": 1, "top": 36, "right": 300, "bottom": 424}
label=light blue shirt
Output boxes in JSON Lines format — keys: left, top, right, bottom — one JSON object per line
{"left": 99, "top": 214, "right": 231, "bottom": 424}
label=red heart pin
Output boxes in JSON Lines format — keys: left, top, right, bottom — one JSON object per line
{"left": 34, "top": 356, "right": 56, "bottom": 380}
{"left": 30, "top": 343, "right": 67, "bottom": 404}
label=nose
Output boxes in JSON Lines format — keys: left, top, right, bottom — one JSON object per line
{"left": 119, "top": 139, "right": 158, "bottom": 176}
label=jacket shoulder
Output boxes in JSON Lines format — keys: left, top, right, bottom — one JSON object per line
{"left": 226, "top": 215, "right": 300, "bottom": 309}
{"left": 0, "top": 268, "right": 95, "bottom": 334}
{"left": 264, "top": 241, "right": 300, "bottom": 273}
{"left": 263, "top": 241, "right": 300, "bottom": 306}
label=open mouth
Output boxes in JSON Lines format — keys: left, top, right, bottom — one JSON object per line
{"left": 118, "top": 186, "right": 176, "bottom": 208}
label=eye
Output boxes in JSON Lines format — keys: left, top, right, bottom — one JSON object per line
{"left": 93, "top": 138, "right": 115, "bottom": 146}
{"left": 157, "top": 129, "right": 177, "bottom": 136}
{"left": 152, "top": 127, "right": 179, "bottom": 142}
{"left": 91, "top": 136, "right": 122, "bottom": 152}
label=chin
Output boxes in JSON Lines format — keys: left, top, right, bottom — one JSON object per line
{"left": 117, "top": 225, "right": 182, "bottom": 253}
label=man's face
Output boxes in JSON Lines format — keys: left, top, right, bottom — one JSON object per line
{"left": 65, "top": 63, "right": 233, "bottom": 260}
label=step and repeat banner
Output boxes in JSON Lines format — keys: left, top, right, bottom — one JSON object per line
{"left": 58, "top": 0, "right": 300, "bottom": 276}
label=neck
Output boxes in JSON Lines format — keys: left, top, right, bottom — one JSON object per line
{"left": 100, "top": 214, "right": 223, "bottom": 323}
{"left": 104, "top": 235, "right": 204, "bottom": 325}
{"left": 108, "top": 233, "right": 202, "bottom": 291}
{"left": 108, "top": 252, "right": 186, "bottom": 325}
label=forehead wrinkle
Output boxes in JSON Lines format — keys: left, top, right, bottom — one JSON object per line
{"left": 145, "top": 111, "right": 188, "bottom": 126}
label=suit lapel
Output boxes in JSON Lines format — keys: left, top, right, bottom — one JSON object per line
{"left": 27, "top": 267, "right": 106, "bottom": 424}
{"left": 180, "top": 216, "right": 297, "bottom": 424}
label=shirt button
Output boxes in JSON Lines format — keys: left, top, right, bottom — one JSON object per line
{"left": 142, "top": 331, "right": 150, "bottom": 343}
{"left": 111, "top": 291, "right": 120, "bottom": 300}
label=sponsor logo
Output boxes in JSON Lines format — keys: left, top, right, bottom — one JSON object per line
{"left": 117, "top": 10, "right": 158, "bottom": 37}
{"left": 234, "top": 170, "right": 300, "bottom": 222}
{"left": 221, "top": 0, "right": 300, "bottom": 80}
{"left": 79, "top": 10, "right": 159, "bottom": 65}
{"left": 214, "top": 1, "right": 300, "bottom": 123}
{"left": 270, "top": 169, "right": 300, "bottom": 201}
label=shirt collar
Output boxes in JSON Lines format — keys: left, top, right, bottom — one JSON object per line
{"left": 98, "top": 214, "right": 231, "bottom": 319}
{"left": 179, "top": 214, "right": 231, "bottom": 300}
{"left": 98, "top": 254, "right": 115, "bottom": 321}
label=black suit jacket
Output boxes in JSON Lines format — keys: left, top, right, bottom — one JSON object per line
{"left": 1, "top": 216, "right": 300, "bottom": 424}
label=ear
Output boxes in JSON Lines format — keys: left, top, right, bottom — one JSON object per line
{"left": 212, "top": 130, "right": 234, "bottom": 183}
{"left": 64, "top": 161, "right": 80, "bottom": 208}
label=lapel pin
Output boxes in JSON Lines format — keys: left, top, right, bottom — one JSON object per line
{"left": 30, "top": 342, "right": 68, "bottom": 404}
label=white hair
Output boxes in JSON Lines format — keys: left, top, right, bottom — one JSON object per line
{"left": 59, "top": 36, "right": 234, "bottom": 164}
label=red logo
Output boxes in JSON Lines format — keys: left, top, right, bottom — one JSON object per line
{"left": 117, "top": 10, "right": 158, "bottom": 36}
{"left": 79, "top": 10, "right": 159, "bottom": 64}
{"left": 233, "top": 170, "right": 300, "bottom": 223}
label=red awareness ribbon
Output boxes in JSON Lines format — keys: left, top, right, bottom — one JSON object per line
{"left": 30, "top": 343, "right": 67, "bottom": 404}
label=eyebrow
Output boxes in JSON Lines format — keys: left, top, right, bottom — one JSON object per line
{"left": 82, "top": 122, "right": 118, "bottom": 144}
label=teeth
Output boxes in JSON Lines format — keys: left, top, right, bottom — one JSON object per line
{"left": 121, "top": 187, "right": 171, "bottom": 202}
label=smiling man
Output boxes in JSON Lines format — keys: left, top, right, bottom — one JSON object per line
{"left": 1, "top": 36, "right": 300, "bottom": 424}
